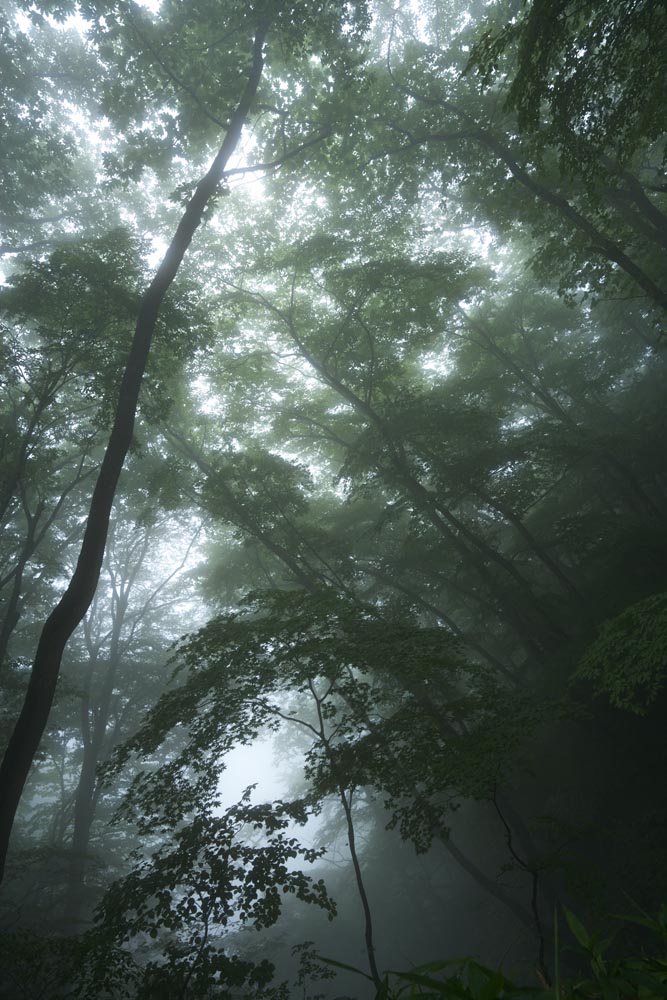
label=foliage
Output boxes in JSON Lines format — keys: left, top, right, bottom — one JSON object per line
{"left": 2, "top": 0, "right": 667, "bottom": 988}
{"left": 0, "top": 229, "right": 213, "bottom": 427}
{"left": 292, "top": 940, "right": 337, "bottom": 1000}
{"left": 82, "top": 790, "right": 333, "bottom": 999}
{"left": 467, "top": 0, "right": 667, "bottom": 176}
{"left": 0, "top": 928, "right": 84, "bottom": 999}
{"left": 110, "top": 588, "right": 543, "bottom": 853}
{"left": 575, "top": 592, "right": 667, "bottom": 715}
{"left": 320, "top": 905, "right": 667, "bottom": 999}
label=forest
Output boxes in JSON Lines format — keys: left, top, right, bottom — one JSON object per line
{"left": 1, "top": 0, "right": 666, "bottom": 997}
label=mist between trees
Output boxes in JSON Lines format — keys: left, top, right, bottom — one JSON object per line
{"left": 1, "top": 1, "right": 667, "bottom": 998}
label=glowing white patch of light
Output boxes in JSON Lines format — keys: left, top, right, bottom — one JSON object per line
{"left": 218, "top": 737, "right": 287, "bottom": 809}
{"left": 147, "top": 237, "right": 169, "bottom": 269}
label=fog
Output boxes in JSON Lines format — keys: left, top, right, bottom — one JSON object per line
{"left": 1, "top": 0, "right": 666, "bottom": 997}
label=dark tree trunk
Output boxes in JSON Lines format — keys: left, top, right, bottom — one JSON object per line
{"left": 0, "top": 22, "right": 269, "bottom": 885}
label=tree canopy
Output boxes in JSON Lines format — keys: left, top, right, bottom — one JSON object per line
{"left": 1, "top": 0, "right": 667, "bottom": 997}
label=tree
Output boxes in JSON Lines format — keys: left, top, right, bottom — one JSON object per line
{"left": 82, "top": 793, "right": 333, "bottom": 1000}
{"left": 104, "top": 589, "right": 550, "bottom": 981}
{"left": 62, "top": 495, "right": 201, "bottom": 928}
{"left": 0, "top": 0, "right": 370, "bottom": 883}
{"left": 2, "top": 0, "right": 667, "bottom": 983}
{"left": 0, "top": 3, "right": 107, "bottom": 258}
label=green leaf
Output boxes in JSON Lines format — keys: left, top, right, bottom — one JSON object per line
{"left": 564, "top": 907, "right": 592, "bottom": 949}
{"left": 391, "top": 970, "right": 470, "bottom": 998}
{"left": 316, "top": 955, "right": 374, "bottom": 981}
{"left": 375, "top": 975, "right": 391, "bottom": 1000}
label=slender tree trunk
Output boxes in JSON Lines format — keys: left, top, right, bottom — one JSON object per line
{"left": 481, "top": 493, "right": 585, "bottom": 604}
{"left": 338, "top": 786, "right": 382, "bottom": 989}
{"left": 62, "top": 733, "right": 99, "bottom": 928}
{"left": 0, "top": 459, "right": 90, "bottom": 673}
{"left": 476, "top": 128, "right": 667, "bottom": 312}
{"left": 335, "top": 684, "right": 538, "bottom": 939}
{"left": 601, "top": 159, "right": 667, "bottom": 250}
{"left": 601, "top": 451, "right": 665, "bottom": 521}
{"left": 459, "top": 308, "right": 664, "bottom": 524}
{"left": 0, "top": 22, "right": 269, "bottom": 885}
{"left": 64, "top": 519, "right": 190, "bottom": 924}
{"left": 432, "top": 496, "right": 567, "bottom": 641}
{"left": 0, "top": 391, "right": 54, "bottom": 527}
{"left": 393, "top": 81, "right": 667, "bottom": 311}
{"left": 64, "top": 611, "right": 126, "bottom": 927}
{"left": 311, "top": 679, "right": 382, "bottom": 989}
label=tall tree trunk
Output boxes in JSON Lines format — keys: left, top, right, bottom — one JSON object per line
{"left": 440, "top": 834, "right": 535, "bottom": 929}
{"left": 62, "top": 726, "right": 100, "bottom": 928}
{"left": 338, "top": 785, "right": 382, "bottom": 989}
{"left": 459, "top": 309, "right": 665, "bottom": 525}
{"left": 480, "top": 492, "right": 586, "bottom": 605}
{"left": 475, "top": 127, "right": 667, "bottom": 313}
{"left": 310, "top": 680, "right": 382, "bottom": 989}
{"left": 0, "top": 22, "right": 269, "bottom": 885}
{"left": 601, "top": 159, "right": 667, "bottom": 251}
{"left": 0, "top": 385, "right": 56, "bottom": 527}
